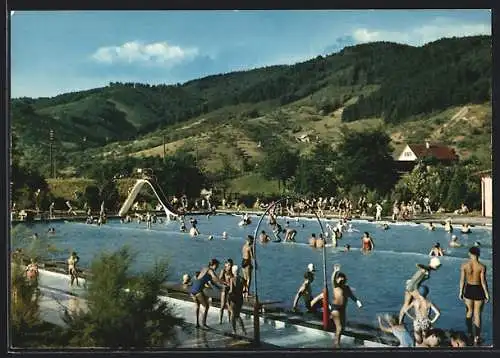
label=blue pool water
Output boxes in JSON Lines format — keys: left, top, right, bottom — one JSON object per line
{"left": 16, "top": 214, "right": 493, "bottom": 345}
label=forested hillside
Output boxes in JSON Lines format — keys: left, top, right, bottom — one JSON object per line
{"left": 11, "top": 35, "right": 492, "bottom": 180}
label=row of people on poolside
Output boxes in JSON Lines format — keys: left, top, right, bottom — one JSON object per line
{"left": 185, "top": 236, "right": 255, "bottom": 333}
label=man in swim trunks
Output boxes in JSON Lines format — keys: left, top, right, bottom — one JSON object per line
{"left": 330, "top": 264, "right": 363, "bottom": 347}
{"left": 399, "top": 257, "right": 441, "bottom": 324}
{"left": 361, "top": 232, "right": 374, "bottom": 253}
{"left": 191, "top": 258, "right": 225, "bottom": 328}
{"left": 241, "top": 235, "right": 254, "bottom": 298}
{"left": 401, "top": 285, "right": 441, "bottom": 345}
{"left": 292, "top": 263, "right": 315, "bottom": 312}
{"left": 67, "top": 251, "right": 80, "bottom": 287}
{"left": 459, "top": 246, "right": 489, "bottom": 345}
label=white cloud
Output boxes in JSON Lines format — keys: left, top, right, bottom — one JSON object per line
{"left": 351, "top": 17, "right": 491, "bottom": 46}
{"left": 91, "top": 41, "right": 199, "bottom": 66}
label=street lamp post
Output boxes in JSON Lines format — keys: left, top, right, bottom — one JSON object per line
{"left": 251, "top": 196, "right": 330, "bottom": 345}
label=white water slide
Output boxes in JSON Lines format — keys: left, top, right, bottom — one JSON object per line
{"left": 118, "top": 179, "right": 179, "bottom": 218}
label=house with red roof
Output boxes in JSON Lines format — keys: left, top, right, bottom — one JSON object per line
{"left": 395, "top": 141, "right": 459, "bottom": 172}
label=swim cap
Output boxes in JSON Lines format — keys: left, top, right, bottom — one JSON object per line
{"left": 418, "top": 285, "right": 429, "bottom": 298}
{"left": 452, "top": 235, "right": 457, "bottom": 239}
{"left": 307, "top": 263, "right": 316, "bottom": 272}
{"left": 429, "top": 257, "right": 441, "bottom": 269}
{"left": 231, "top": 265, "right": 239, "bottom": 276}
{"left": 208, "top": 235, "right": 214, "bottom": 240}
{"left": 474, "top": 241, "right": 481, "bottom": 247}
{"left": 182, "top": 274, "right": 190, "bottom": 284}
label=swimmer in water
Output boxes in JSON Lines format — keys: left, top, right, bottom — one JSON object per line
{"left": 222, "top": 232, "right": 228, "bottom": 240}
{"left": 449, "top": 235, "right": 461, "bottom": 248}
{"left": 180, "top": 221, "right": 187, "bottom": 232}
{"left": 427, "top": 222, "right": 436, "bottom": 231}
{"left": 461, "top": 223, "right": 471, "bottom": 234}
{"left": 316, "top": 233, "right": 325, "bottom": 248}
{"left": 429, "top": 243, "right": 444, "bottom": 257}
{"left": 361, "top": 232, "right": 375, "bottom": 253}
{"left": 190, "top": 225, "right": 200, "bottom": 237}
{"left": 444, "top": 218, "right": 453, "bottom": 233}
{"left": 208, "top": 235, "right": 214, "bottom": 241}
{"left": 344, "top": 244, "right": 351, "bottom": 252}
{"left": 259, "top": 230, "right": 270, "bottom": 244}
{"left": 309, "top": 233, "right": 317, "bottom": 248}
{"left": 382, "top": 223, "right": 390, "bottom": 230}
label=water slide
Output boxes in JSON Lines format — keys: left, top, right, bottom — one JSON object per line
{"left": 118, "top": 179, "right": 179, "bottom": 218}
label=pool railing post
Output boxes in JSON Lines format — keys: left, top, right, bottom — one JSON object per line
{"left": 253, "top": 296, "right": 260, "bottom": 345}
{"left": 322, "top": 286, "right": 330, "bottom": 330}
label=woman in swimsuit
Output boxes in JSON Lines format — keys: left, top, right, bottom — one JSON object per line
{"left": 401, "top": 285, "right": 440, "bottom": 345}
{"left": 459, "top": 246, "right": 489, "bottom": 345}
{"left": 361, "top": 232, "right": 374, "bottom": 253}
{"left": 218, "top": 259, "right": 234, "bottom": 324}
{"left": 191, "top": 258, "right": 225, "bottom": 328}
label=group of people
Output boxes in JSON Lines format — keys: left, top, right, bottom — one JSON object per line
{"left": 184, "top": 235, "right": 255, "bottom": 335}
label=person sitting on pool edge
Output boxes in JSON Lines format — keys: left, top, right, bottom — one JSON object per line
{"left": 429, "top": 243, "right": 444, "bottom": 256}
{"left": 378, "top": 313, "right": 414, "bottom": 347}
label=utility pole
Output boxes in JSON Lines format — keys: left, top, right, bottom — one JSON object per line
{"left": 49, "top": 129, "right": 54, "bottom": 178}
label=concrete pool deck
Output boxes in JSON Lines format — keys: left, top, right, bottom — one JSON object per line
{"left": 36, "top": 268, "right": 393, "bottom": 349}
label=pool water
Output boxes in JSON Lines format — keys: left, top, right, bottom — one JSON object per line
{"left": 18, "top": 214, "right": 493, "bottom": 345}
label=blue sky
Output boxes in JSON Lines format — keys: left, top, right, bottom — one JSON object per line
{"left": 11, "top": 10, "right": 491, "bottom": 99}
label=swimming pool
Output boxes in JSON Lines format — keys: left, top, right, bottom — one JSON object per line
{"left": 16, "top": 214, "right": 493, "bottom": 345}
